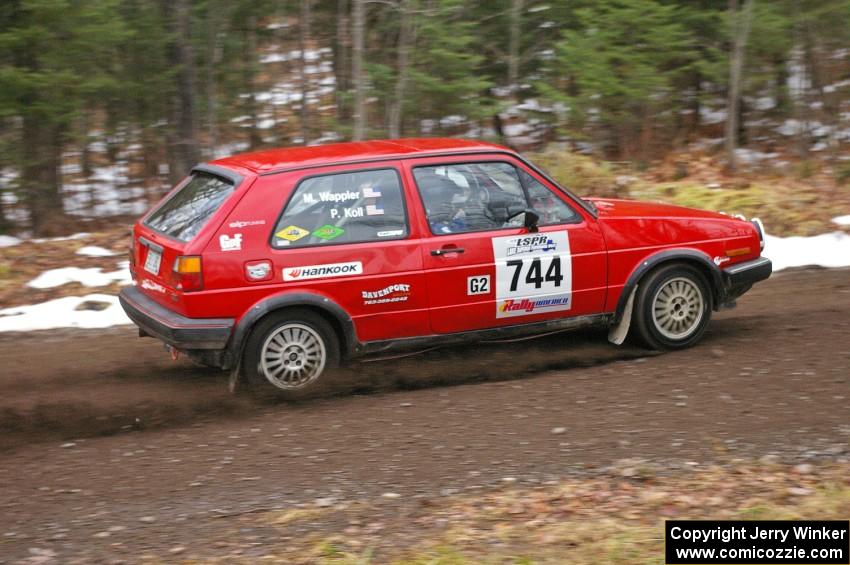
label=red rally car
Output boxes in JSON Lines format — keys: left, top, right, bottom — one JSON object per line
{"left": 119, "top": 138, "right": 772, "bottom": 396}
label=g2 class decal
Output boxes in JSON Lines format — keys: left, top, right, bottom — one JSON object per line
{"left": 467, "top": 275, "right": 490, "bottom": 295}
{"left": 492, "top": 231, "right": 572, "bottom": 318}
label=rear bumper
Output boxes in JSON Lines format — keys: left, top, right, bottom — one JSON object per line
{"left": 118, "top": 287, "right": 234, "bottom": 350}
{"left": 721, "top": 256, "right": 772, "bottom": 301}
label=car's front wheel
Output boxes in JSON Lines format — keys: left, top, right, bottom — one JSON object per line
{"left": 632, "top": 263, "right": 712, "bottom": 350}
{"left": 243, "top": 309, "right": 339, "bottom": 398}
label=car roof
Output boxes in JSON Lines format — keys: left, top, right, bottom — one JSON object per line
{"left": 209, "top": 137, "right": 511, "bottom": 174}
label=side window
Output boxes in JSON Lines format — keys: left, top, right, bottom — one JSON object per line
{"left": 518, "top": 168, "right": 579, "bottom": 225}
{"left": 413, "top": 162, "right": 578, "bottom": 235}
{"left": 271, "top": 168, "right": 407, "bottom": 248}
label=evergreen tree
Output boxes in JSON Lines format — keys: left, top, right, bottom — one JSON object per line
{"left": 0, "top": 0, "right": 125, "bottom": 234}
{"left": 539, "top": 0, "right": 695, "bottom": 158}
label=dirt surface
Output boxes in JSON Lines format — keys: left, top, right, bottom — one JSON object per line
{"left": 0, "top": 268, "right": 848, "bottom": 562}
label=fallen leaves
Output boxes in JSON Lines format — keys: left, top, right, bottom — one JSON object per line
{"left": 239, "top": 460, "right": 850, "bottom": 564}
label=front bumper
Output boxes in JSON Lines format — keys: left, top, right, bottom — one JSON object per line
{"left": 721, "top": 256, "right": 772, "bottom": 301}
{"left": 119, "top": 287, "right": 234, "bottom": 350}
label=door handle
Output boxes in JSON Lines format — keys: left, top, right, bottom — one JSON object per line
{"left": 431, "top": 246, "right": 465, "bottom": 256}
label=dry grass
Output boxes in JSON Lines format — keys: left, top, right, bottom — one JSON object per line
{"left": 229, "top": 461, "right": 850, "bottom": 564}
{"left": 0, "top": 226, "right": 130, "bottom": 307}
{"left": 526, "top": 148, "right": 850, "bottom": 237}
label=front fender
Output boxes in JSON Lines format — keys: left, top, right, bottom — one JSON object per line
{"left": 613, "top": 249, "right": 724, "bottom": 323}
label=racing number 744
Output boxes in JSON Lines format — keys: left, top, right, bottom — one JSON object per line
{"left": 506, "top": 257, "right": 564, "bottom": 292}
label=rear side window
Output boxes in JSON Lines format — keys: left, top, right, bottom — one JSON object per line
{"left": 272, "top": 168, "right": 407, "bottom": 248}
{"left": 145, "top": 172, "right": 235, "bottom": 242}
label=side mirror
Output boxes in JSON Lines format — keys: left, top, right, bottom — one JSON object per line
{"left": 523, "top": 210, "right": 540, "bottom": 232}
{"left": 507, "top": 209, "right": 540, "bottom": 233}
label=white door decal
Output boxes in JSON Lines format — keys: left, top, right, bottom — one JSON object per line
{"left": 492, "top": 232, "right": 572, "bottom": 318}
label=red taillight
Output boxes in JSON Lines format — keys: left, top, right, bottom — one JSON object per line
{"left": 173, "top": 255, "right": 203, "bottom": 291}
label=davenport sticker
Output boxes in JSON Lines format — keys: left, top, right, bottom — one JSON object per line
{"left": 362, "top": 283, "right": 411, "bottom": 305}
{"left": 283, "top": 261, "right": 363, "bottom": 281}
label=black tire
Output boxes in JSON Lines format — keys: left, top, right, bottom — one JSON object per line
{"left": 242, "top": 308, "right": 340, "bottom": 399}
{"left": 631, "top": 263, "right": 713, "bottom": 350}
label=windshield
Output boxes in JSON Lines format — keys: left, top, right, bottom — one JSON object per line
{"left": 145, "top": 172, "right": 235, "bottom": 242}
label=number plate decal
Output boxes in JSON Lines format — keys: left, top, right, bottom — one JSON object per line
{"left": 143, "top": 248, "right": 162, "bottom": 275}
{"left": 492, "top": 232, "right": 572, "bottom": 318}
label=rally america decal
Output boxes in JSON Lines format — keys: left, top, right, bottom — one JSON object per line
{"left": 283, "top": 261, "right": 363, "bottom": 282}
{"left": 362, "top": 283, "right": 411, "bottom": 305}
{"left": 492, "top": 232, "right": 572, "bottom": 318}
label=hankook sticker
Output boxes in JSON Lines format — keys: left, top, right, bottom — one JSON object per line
{"left": 283, "top": 261, "right": 363, "bottom": 281}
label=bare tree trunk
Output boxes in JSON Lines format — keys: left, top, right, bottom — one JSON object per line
{"left": 790, "top": 3, "right": 810, "bottom": 164}
{"left": 388, "top": 0, "right": 415, "bottom": 138}
{"left": 724, "top": 0, "right": 754, "bottom": 172}
{"left": 352, "top": 0, "right": 366, "bottom": 140}
{"left": 335, "top": 0, "right": 351, "bottom": 123}
{"left": 80, "top": 108, "right": 92, "bottom": 179}
{"left": 0, "top": 184, "right": 9, "bottom": 234}
{"left": 79, "top": 106, "right": 97, "bottom": 214}
{"left": 206, "top": 0, "right": 222, "bottom": 158}
{"left": 507, "top": 0, "right": 523, "bottom": 94}
{"left": 244, "top": 15, "right": 262, "bottom": 150}
{"left": 300, "top": 0, "right": 313, "bottom": 144}
{"left": 167, "top": 0, "right": 201, "bottom": 183}
{"left": 141, "top": 126, "right": 161, "bottom": 204}
{"left": 22, "top": 118, "right": 64, "bottom": 235}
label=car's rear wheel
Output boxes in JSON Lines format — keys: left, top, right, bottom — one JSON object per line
{"left": 243, "top": 309, "right": 339, "bottom": 398}
{"left": 632, "top": 264, "right": 712, "bottom": 350}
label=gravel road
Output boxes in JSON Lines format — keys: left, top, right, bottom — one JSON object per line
{"left": 1, "top": 268, "right": 848, "bottom": 562}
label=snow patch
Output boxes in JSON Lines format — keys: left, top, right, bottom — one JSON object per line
{"left": 76, "top": 246, "right": 118, "bottom": 257}
{"left": 700, "top": 107, "right": 727, "bottom": 125}
{"left": 33, "top": 232, "right": 91, "bottom": 243}
{"left": 765, "top": 231, "right": 850, "bottom": 272}
{"left": 832, "top": 215, "right": 850, "bottom": 227}
{"left": 0, "top": 293, "right": 131, "bottom": 332}
{"left": 0, "top": 235, "right": 22, "bottom": 248}
{"left": 733, "top": 148, "right": 779, "bottom": 164}
{"left": 27, "top": 262, "right": 131, "bottom": 289}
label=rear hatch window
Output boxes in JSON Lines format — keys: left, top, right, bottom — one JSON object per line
{"left": 145, "top": 171, "right": 235, "bottom": 242}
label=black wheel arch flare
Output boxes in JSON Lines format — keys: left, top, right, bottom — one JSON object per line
{"left": 613, "top": 249, "right": 724, "bottom": 324}
{"left": 223, "top": 292, "right": 358, "bottom": 370}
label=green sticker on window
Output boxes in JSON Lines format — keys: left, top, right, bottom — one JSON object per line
{"left": 312, "top": 224, "right": 345, "bottom": 240}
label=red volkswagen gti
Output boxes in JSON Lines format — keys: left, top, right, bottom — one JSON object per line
{"left": 120, "top": 138, "right": 771, "bottom": 397}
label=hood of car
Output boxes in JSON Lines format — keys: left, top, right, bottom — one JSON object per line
{"left": 586, "top": 197, "right": 732, "bottom": 221}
